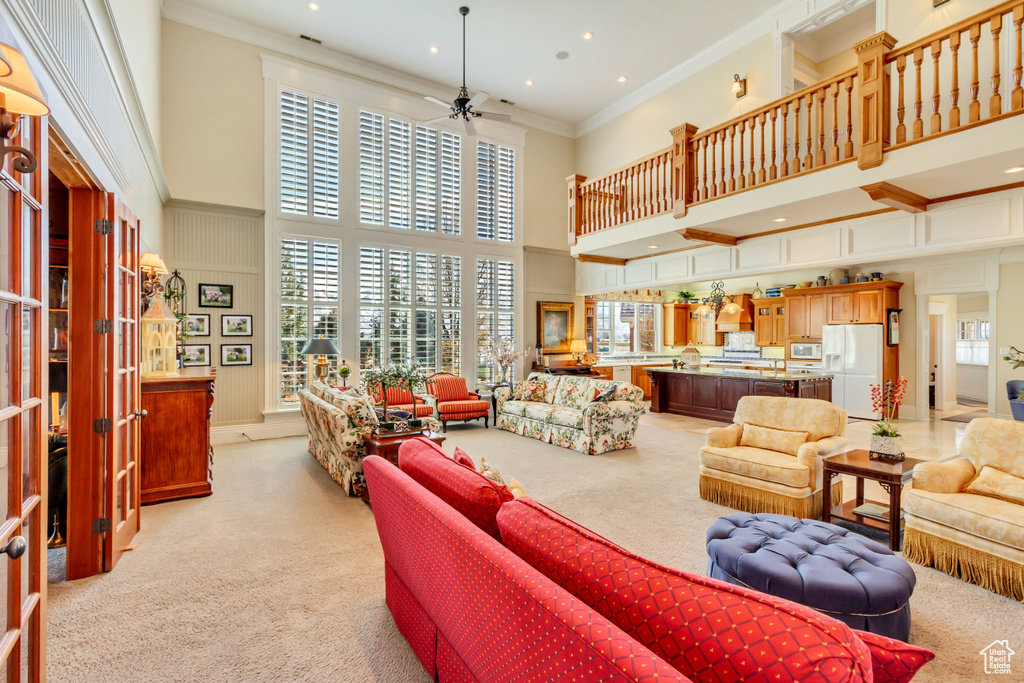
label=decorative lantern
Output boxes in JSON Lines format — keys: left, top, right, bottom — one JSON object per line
{"left": 141, "top": 297, "right": 180, "bottom": 378}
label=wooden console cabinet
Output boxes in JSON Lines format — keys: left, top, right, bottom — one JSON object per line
{"left": 140, "top": 368, "right": 216, "bottom": 504}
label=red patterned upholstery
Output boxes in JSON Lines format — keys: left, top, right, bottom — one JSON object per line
{"left": 853, "top": 630, "right": 935, "bottom": 683}
{"left": 388, "top": 403, "right": 435, "bottom": 417}
{"left": 366, "top": 385, "right": 434, "bottom": 417}
{"left": 363, "top": 456, "right": 689, "bottom": 682}
{"left": 427, "top": 373, "right": 489, "bottom": 431}
{"left": 398, "top": 437, "right": 512, "bottom": 539}
{"left": 437, "top": 633, "right": 476, "bottom": 683}
{"left": 428, "top": 374, "right": 472, "bottom": 402}
{"left": 497, "top": 498, "right": 875, "bottom": 683}
{"left": 385, "top": 561, "right": 436, "bottom": 675}
{"left": 436, "top": 399, "right": 490, "bottom": 417}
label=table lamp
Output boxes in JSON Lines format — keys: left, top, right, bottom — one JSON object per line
{"left": 570, "top": 339, "right": 587, "bottom": 364}
{"left": 300, "top": 337, "right": 341, "bottom": 381}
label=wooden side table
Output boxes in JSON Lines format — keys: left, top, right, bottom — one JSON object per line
{"left": 362, "top": 431, "right": 446, "bottom": 505}
{"left": 478, "top": 382, "right": 508, "bottom": 416}
{"left": 822, "top": 449, "right": 924, "bottom": 551}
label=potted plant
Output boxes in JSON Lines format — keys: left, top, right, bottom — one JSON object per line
{"left": 360, "top": 363, "right": 427, "bottom": 431}
{"left": 338, "top": 360, "right": 351, "bottom": 388}
{"left": 869, "top": 376, "right": 909, "bottom": 460}
{"left": 483, "top": 338, "right": 528, "bottom": 386}
{"left": 1004, "top": 347, "right": 1024, "bottom": 421}
{"left": 678, "top": 290, "right": 694, "bottom": 304}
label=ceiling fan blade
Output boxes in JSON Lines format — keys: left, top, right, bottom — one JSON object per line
{"left": 476, "top": 111, "right": 512, "bottom": 122}
{"left": 464, "top": 116, "right": 477, "bottom": 137}
{"left": 421, "top": 115, "right": 453, "bottom": 124}
{"left": 467, "top": 91, "right": 489, "bottom": 109}
{"left": 424, "top": 96, "right": 452, "bottom": 109}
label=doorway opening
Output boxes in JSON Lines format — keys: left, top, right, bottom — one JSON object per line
{"left": 928, "top": 292, "right": 991, "bottom": 425}
{"left": 781, "top": 2, "right": 877, "bottom": 96}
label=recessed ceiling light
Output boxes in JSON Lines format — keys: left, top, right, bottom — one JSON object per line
{"left": 429, "top": 45, "right": 439, "bottom": 53}
{"left": 774, "top": 217, "right": 787, "bottom": 222}
{"left": 618, "top": 75, "right": 628, "bottom": 82}
{"left": 648, "top": 245, "right": 660, "bottom": 249}
{"left": 582, "top": 31, "right": 594, "bottom": 40}
{"left": 308, "top": 1, "right": 319, "bottom": 9}
{"left": 1005, "top": 165, "right": 1024, "bottom": 174}
{"left": 525, "top": 79, "right": 534, "bottom": 86}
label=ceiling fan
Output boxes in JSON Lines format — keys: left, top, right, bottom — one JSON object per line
{"left": 422, "top": 6, "right": 511, "bottom": 136}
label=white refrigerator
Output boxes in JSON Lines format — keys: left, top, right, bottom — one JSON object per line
{"left": 822, "top": 324, "right": 884, "bottom": 419}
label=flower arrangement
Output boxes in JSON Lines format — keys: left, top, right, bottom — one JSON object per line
{"left": 870, "top": 376, "right": 908, "bottom": 437}
{"left": 1004, "top": 346, "right": 1024, "bottom": 370}
{"left": 360, "top": 362, "right": 427, "bottom": 427}
{"left": 483, "top": 338, "right": 528, "bottom": 384}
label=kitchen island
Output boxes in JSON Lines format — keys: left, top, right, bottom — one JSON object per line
{"left": 645, "top": 366, "right": 833, "bottom": 422}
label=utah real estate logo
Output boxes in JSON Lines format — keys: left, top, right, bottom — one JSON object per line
{"left": 980, "top": 640, "right": 1015, "bottom": 675}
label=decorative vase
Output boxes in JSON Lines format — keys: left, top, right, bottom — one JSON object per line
{"left": 870, "top": 434, "right": 904, "bottom": 461}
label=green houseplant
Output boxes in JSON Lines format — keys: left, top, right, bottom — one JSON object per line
{"left": 360, "top": 363, "right": 427, "bottom": 430}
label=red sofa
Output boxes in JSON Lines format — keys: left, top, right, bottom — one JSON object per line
{"left": 365, "top": 439, "right": 934, "bottom": 683}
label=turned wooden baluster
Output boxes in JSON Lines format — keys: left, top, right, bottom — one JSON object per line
{"left": 816, "top": 88, "right": 827, "bottom": 167}
{"left": 759, "top": 112, "right": 768, "bottom": 183}
{"left": 829, "top": 82, "right": 840, "bottom": 162}
{"left": 727, "top": 125, "right": 736, "bottom": 192}
{"left": 895, "top": 55, "right": 907, "bottom": 143}
{"left": 793, "top": 98, "right": 802, "bottom": 173}
{"left": 719, "top": 129, "right": 727, "bottom": 195}
{"left": 737, "top": 122, "right": 746, "bottom": 190}
{"left": 700, "top": 137, "right": 709, "bottom": 201}
{"left": 950, "top": 30, "right": 962, "bottom": 128}
{"left": 991, "top": 14, "right": 1003, "bottom": 117}
{"left": 970, "top": 23, "right": 982, "bottom": 122}
{"left": 748, "top": 118, "right": 757, "bottom": 187}
{"left": 845, "top": 76, "right": 855, "bottom": 158}
{"left": 913, "top": 47, "right": 924, "bottom": 139}
{"left": 780, "top": 102, "right": 790, "bottom": 177}
{"left": 931, "top": 40, "right": 943, "bottom": 134}
{"left": 804, "top": 93, "right": 814, "bottom": 170}
{"left": 1013, "top": 5, "right": 1024, "bottom": 110}
{"left": 709, "top": 134, "right": 718, "bottom": 198}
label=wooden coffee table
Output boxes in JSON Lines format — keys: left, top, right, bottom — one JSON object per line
{"left": 361, "top": 430, "right": 446, "bottom": 504}
{"left": 822, "top": 449, "right": 924, "bottom": 551}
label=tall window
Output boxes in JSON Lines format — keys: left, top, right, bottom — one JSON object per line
{"left": 359, "top": 246, "right": 461, "bottom": 372}
{"left": 956, "top": 318, "right": 990, "bottom": 365}
{"left": 279, "top": 89, "right": 339, "bottom": 219}
{"left": 595, "top": 301, "right": 658, "bottom": 354}
{"left": 476, "top": 141, "right": 515, "bottom": 241}
{"left": 280, "top": 237, "right": 340, "bottom": 406}
{"left": 476, "top": 258, "right": 515, "bottom": 382}
{"left": 359, "top": 111, "right": 461, "bottom": 233}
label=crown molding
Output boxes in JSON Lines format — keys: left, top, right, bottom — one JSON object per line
{"left": 161, "top": 0, "right": 577, "bottom": 139}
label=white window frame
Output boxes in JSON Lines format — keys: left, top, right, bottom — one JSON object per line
{"left": 595, "top": 301, "right": 661, "bottom": 355}
{"left": 956, "top": 316, "right": 990, "bottom": 366}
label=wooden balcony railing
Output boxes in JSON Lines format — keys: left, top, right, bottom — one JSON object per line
{"left": 567, "top": 0, "right": 1024, "bottom": 246}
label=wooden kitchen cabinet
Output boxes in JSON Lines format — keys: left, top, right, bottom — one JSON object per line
{"left": 663, "top": 303, "right": 689, "bottom": 347}
{"left": 785, "top": 293, "right": 825, "bottom": 339}
{"left": 633, "top": 364, "right": 671, "bottom": 400}
{"left": 584, "top": 298, "right": 597, "bottom": 356}
{"left": 753, "top": 298, "right": 787, "bottom": 347}
{"left": 854, "top": 289, "right": 884, "bottom": 323}
{"left": 688, "top": 309, "right": 723, "bottom": 346}
{"left": 772, "top": 301, "right": 787, "bottom": 345}
{"left": 826, "top": 292, "right": 854, "bottom": 324}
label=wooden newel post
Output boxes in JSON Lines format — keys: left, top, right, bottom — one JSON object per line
{"left": 855, "top": 32, "right": 898, "bottom": 170}
{"left": 670, "top": 123, "right": 698, "bottom": 218}
{"left": 566, "top": 173, "right": 586, "bottom": 246}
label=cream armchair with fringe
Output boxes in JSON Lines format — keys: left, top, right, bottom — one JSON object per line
{"left": 699, "top": 396, "right": 848, "bottom": 518}
{"left": 903, "top": 418, "right": 1024, "bottom": 601}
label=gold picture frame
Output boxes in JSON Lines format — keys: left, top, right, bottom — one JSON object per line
{"left": 537, "top": 302, "right": 574, "bottom": 354}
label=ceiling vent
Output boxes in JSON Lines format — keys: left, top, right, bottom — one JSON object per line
{"left": 300, "top": 35, "right": 322, "bottom": 45}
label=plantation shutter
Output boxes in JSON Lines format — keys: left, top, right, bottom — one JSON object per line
{"left": 440, "top": 255, "right": 461, "bottom": 373}
{"left": 476, "top": 141, "right": 496, "bottom": 239}
{"left": 359, "top": 111, "right": 384, "bottom": 223}
{"left": 311, "top": 98, "right": 339, "bottom": 219}
{"left": 496, "top": 146, "right": 515, "bottom": 241}
{"left": 388, "top": 119, "right": 412, "bottom": 229}
{"left": 440, "top": 132, "right": 461, "bottom": 235}
{"left": 359, "top": 246, "right": 385, "bottom": 368}
{"left": 280, "top": 90, "right": 309, "bottom": 215}
{"left": 415, "top": 126, "right": 438, "bottom": 232}
{"left": 475, "top": 258, "right": 515, "bottom": 382}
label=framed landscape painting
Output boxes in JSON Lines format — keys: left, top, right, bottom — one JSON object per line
{"left": 221, "top": 344, "right": 252, "bottom": 366}
{"left": 222, "top": 314, "right": 252, "bottom": 337}
{"left": 537, "top": 301, "right": 574, "bottom": 354}
{"left": 199, "top": 283, "right": 233, "bottom": 308}
{"left": 182, "top": 344, "right": 211, "bottom": 367}
{"left": 183, "top": 314, "right": 210, "bottom": 337}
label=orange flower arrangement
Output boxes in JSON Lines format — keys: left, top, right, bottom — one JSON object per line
{"left": 870, "top": 376, "right": 908, "bottom": 437}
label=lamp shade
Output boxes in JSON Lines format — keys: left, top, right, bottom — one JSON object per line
{"left": 300, "top": 337, "right": 340, "bottom": 355}
{"left": 570, "top": 339, "right": 587, "bottom": 354}
{"left": 0, "top": 21, "right": 47, "bottom": 116}
{"left": 140, "top": 252, "right": 169, "bottom": 275}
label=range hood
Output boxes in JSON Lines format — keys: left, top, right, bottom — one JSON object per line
{"left": 715, "top": 294, "right": 754, "bottom": 332}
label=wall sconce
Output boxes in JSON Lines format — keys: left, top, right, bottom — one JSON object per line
{"left": 732, "top": 74, "right": 747, "bottom": 98}
{"left": 0, "top": 21, "right": 49, "bottom": 174}
{"left": 140, "top": 252, "right": 169, "bottom": 310}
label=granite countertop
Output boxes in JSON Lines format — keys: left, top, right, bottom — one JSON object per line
{"left": 642, "top": 366, "right": 833, "bottom": 380}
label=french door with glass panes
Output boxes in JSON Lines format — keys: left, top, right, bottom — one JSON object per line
{"left": 0, "top": 113, "right": 47, "bottom": 680}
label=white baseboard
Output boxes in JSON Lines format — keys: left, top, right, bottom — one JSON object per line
{"left": 211, "top": 419, "right": 307, "bottom": 445}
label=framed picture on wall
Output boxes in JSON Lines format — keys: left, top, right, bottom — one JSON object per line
{"left": 221, "top": 314, "right": 252, "bottom": 337}
{"left": 537, "top": 301, "right": 574, "bottom": 354}
{"left": 182, "top": 344, "right": 211, "bottom": 367}
{"left": 198, "top": 283, "right": 233, "bottom": 308}
{"left": 221, "top": 344, "right": 252, "bottom": 366}
{"left": 183, "top": 314, "right": 210, "bottom": 337}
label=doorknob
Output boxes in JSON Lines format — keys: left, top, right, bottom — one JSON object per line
{"left": 1, "top": 537, "right": 26, "bottom": 559}
{"left": 135, "top": 410, "right": 148, "bottom": 419}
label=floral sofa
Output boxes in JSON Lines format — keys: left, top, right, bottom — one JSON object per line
{"left": 494, "top": 372, "right": 647, "bottom": 454}
{"left": 298, "top": 382, "right": 439, "bottom": 497}
{"left": 699, "top": 395, "right": 848, "bottom": 519}
{"left": 903, "top": 418, "right": 1024, "bottom": 601}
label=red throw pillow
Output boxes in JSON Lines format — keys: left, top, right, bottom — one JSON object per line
{"left": 497, "top": 498, "right": 874, "bottom": 683}
{"left": 398, "top": 438, "right": 512, "bottom": 540}
{"left": 452, "top": 447, "right": 475, "bottom": 469}
{"left": 853, "top": 630, "right": 935, "bottom": 683}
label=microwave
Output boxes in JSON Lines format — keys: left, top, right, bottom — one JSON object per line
{"left": 790, "top": 342, "right": 823, "bottom": 361}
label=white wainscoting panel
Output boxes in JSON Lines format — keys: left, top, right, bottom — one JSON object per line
{"left": 736, "top": 238, "right": 782, "bottom": 270}
{"left": 692, "top": 248, "right": 732, "bottom": 277}
{"left": 624, "top": 260, "right": 654, "bottom": 285}
{"left": 787, "top": 228, "right": 843, "bottom": 264}
{"left": 653, "top": 253, "right": 689, "bottom": 281}
{"left": 924, "top": 199, "right": 1011, "bottom": 246}
{"left": 848, "top": 216, "right": 915, "bottom": 256}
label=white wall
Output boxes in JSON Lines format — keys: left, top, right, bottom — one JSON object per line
{"left": 955, "top": 292, "right": 989, "bottom": 402}
{"left": 929, "top": 295, "right": 957, "bottom": 410}
{"left": 107, "top": 0, "right": 163, "bottom": 151}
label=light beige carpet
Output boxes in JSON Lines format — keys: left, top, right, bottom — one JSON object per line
{"left": 47, "top": 424, "right": 1022, "bottom": 681}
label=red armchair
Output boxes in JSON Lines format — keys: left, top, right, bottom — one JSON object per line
{"left": 368, "top": 385, "right": 434, "bottom": 418}
{"left": 425, "top": 373, "right": 490, "bottom": 432}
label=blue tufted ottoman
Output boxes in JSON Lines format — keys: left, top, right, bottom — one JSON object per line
{"left": 706, "top": 513, "right": 917, "bottom": 641}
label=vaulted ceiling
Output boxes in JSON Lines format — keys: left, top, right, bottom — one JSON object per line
{"left": 165, "top": 0, "right": 786, "bottom": 127}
